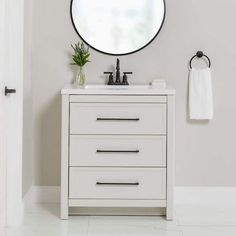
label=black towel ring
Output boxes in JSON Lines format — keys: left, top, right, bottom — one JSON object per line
{"left": 189, "top": 51, "right": 211, "bottom": 69}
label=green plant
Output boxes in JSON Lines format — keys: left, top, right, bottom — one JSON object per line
{"left": 71, "top": 42, "right": 90, "bottom": 67}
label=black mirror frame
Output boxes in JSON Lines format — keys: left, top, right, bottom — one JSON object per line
{"left": 70, "top": 0, "right": 166, "bottom": 56}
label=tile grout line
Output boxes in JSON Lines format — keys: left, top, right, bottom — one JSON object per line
{"left": 180, "top": 224, "right": 236, "bottom": 227}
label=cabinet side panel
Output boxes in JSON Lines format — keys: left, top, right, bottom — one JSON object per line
{"left": 166, "top": 95, "right": 175, "bottom": 220}
{"left": 61, "top": 95, "right": 69, "bottom": 219}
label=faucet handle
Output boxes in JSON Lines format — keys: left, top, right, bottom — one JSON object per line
{"left": 122, "top": 72, "right": 133, "bottom": 85}
{"left": 104, "top": 72, "right": 114, "bottom": 85}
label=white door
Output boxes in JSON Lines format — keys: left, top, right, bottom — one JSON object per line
{"left": 0, "top": 0, "right": 24, "bottom": 226}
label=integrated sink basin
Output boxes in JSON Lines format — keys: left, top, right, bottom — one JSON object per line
{"left": 61, "top": 84, "right": 175, "bottom": 95}
{"left": 84, "top": 85, "right": 151, "bottom": 90}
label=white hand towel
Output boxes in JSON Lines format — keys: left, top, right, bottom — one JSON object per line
{"left": 189, "top": 68, "right": 213, "bottom": 120}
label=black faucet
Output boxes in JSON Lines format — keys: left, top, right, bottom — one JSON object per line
{"left": 115, "top": 58, "right": 121, "bottom": 84}
{"left": 104, "top": 58, "right": 132, "bottom": 85}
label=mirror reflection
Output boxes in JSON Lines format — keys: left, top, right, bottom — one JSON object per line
{"left": 71, "top": 0, "right": 165, "bottom": 55}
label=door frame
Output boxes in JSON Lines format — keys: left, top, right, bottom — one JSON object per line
{"left": 0, "top": 0, "right": 24, "bottom": 227}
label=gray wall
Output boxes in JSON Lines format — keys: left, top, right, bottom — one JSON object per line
{"left": 30, "top": 0, "right": 236, "bottom": 186}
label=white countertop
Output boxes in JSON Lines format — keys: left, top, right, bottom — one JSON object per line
{"left": 61, "top": 84, "right": 176, "bottom": 95}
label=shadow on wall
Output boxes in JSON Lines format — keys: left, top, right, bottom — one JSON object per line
{"left": 68, "top": 50, "right": 115, "bottom": 85}
{"left": 68, "top": 51, "right": 77, "bottom": 84}
{"left": 34, "top": 53, "right": 78, "bottom": 186}
{"left": 35, "top": 92, "right": 61, "bottom": 186}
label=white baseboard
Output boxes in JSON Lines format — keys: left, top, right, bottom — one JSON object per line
{"left": 24, "top": 186, "right": 236, "bottom": 205}
{"left": 175, "top": 187, "right": 236, "bottom": 205}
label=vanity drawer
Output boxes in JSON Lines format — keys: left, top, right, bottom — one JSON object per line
{"left": 69, "top": 167, "right": 166, "bottom": 199}
{"left": 70, "top": 135, "right": 166, "bottom": 167}
{"left": 70, "top": 103, "right": 166, "bottom": 135}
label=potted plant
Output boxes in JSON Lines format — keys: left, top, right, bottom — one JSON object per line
{"left": 71, "top": 42, "right": 90, "bottom": 87}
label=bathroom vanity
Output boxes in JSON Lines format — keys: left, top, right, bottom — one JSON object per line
{"left": 61, "top": 84, "right": 175, "bottom": 220}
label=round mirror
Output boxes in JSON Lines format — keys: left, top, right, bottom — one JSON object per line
{"left": 71, "top": 0, "right": 166, "bottom": 55}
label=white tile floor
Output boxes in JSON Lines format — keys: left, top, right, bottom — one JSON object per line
{"left": 1, "top": 202, "right": 236, "bottom": 236}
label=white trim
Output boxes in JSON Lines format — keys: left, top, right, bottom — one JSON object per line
{"left": 0, "top": 0, "right": 24, "bottom": 227}
{"left": 166, "top": 95, "right": 175, "bottom": 220}
{"left": 0, "top": 0, "right": 7, "bottom": 227}
{"left": 0, "top": 135, "right": 6, "bottom": 227}
{"left": 175, "top": 187, "right": 236, "bottom": 206}
{"left": 61, "top": 95, "right": 70, "bottom": 219}
{"left": 69, "top": 199, "right": 167, "bottom": 207}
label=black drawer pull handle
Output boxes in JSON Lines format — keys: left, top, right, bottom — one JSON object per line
{"left": 96, "top": 150, "right": 139, "bottom": 153}
{"left": 96, "top": 182, "right": 139, "bottom": 186}
{"left": 97, "top": 118, "right": 140, "bottom": 121}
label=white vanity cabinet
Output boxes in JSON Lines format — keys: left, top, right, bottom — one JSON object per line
{"left": 61, "top": 85, "right": 175, "bottom": 220}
